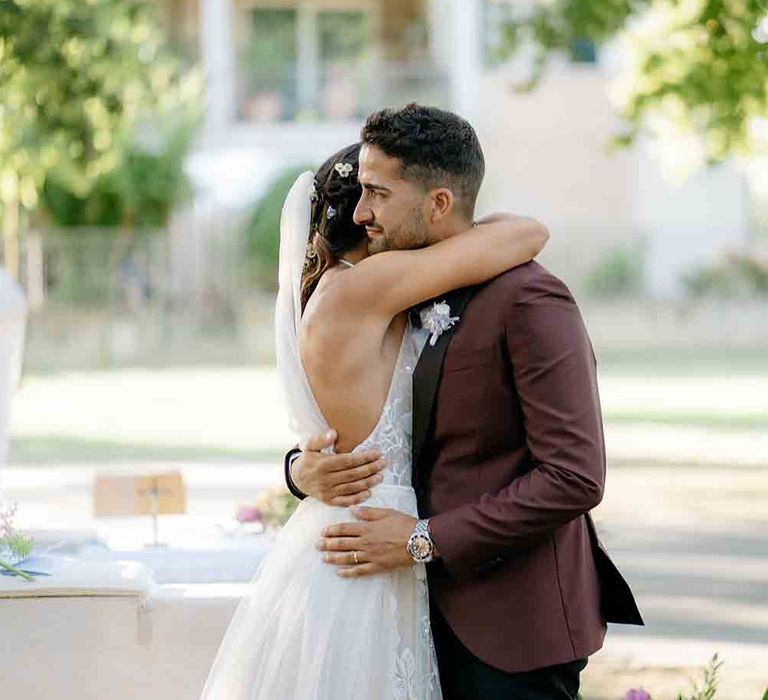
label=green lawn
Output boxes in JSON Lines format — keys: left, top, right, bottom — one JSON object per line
{"left": 597, "top": 347, "right": 768, "bottom": 376}
{"left": 603, "top": 411, "right": 768, "bottom": 430}
{"left": 8, "top": 348, "right": 768, "bottom": 466}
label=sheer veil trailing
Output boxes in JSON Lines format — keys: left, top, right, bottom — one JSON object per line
{"left": 199, "top": 172, "right": 334, "bottom": 699}
{"left": 274, "top": 171, "right": 330, "bottom": 445}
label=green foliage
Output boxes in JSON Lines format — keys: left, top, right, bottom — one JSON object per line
{"left": 493, "top": 0, "right": 768, "bottom": 162}
{"left": 2, "top": 531, "right": 34, "bottom": 560}
{"left": 586, "top": 243, "right": 644, "bottom": 297}
{"left": 244, "top": 165, "right": 313, "bottom": 289}
{"left": 673, "top": 654, "right": 723, "bottom": 700}
{"left": 35, "top": 228, "right": 161, "bottom": 306}
{"left": 42, "top": 108, "right": 199, "bottom": 227}
{"left": 0, "top": 0, "right": 200, "bottom": 214}
{"left": 683, "top": 250, "right": 768, "bottom": 298}
{"left": 492, "top": 0, "right": 644, "bottom": 89}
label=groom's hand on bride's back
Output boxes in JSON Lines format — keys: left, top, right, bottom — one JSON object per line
{"left": 291, "top": 430, "right": 387, "bottom": 507}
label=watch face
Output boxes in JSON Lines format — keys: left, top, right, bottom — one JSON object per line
{"left": 409, "top": 534, "right": 432, "bottom": 560}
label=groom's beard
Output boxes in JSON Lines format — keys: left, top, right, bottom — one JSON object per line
{"left": 366, "top": 214, "right": 430, "bottom": 255}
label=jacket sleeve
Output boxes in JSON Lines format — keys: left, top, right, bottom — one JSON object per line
{"left": 284, "top": 447, "right": 308, "bottom": 500}
{"left": 428, "top": 273, "right": 606, "bottom": 580}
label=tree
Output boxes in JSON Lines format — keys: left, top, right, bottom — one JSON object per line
{"left": 0, "top": 0, "right": 199, "bottom": 277}
{"left": 493, "top": 0, "right": 768, "bottom": 163}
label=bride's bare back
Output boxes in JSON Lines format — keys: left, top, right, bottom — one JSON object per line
{"left": 300, "top": 265, "right": 407, "bottom": 454}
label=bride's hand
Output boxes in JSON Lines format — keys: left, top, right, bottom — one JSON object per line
{"left": 292, "top": 430, "right": 388, "bottom": 507}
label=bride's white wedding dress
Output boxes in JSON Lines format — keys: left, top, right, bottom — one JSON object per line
{"left": 199, "top": 173, "right": 442, "bottom": 700}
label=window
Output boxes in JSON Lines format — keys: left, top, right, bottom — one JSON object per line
{"left": 317, "top": 10, "right": 369, "bottom": 120}
{"left": 234, "top": 1, "right": 446, "bottom": 123}
{"left": 569, "top": 37, "right": 598, "bottom": 65}
{"left": 238, "top": 8, "right": 298, "bottom": 121}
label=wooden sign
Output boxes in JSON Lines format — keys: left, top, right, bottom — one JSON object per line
{"left": 93, "top": 472, "right": 186, "bottom": 517}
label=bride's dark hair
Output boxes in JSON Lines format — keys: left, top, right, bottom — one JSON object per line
{"left": 301, "top": 143, "right": 366, "bottom": 312}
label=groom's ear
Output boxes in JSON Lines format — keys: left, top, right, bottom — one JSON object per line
{"left": 429, "top": 187, "right": 454, "bottom": 225}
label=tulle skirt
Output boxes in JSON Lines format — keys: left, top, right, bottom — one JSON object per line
{"left": 200, "top": 484, "right": 442, "bottom": 700}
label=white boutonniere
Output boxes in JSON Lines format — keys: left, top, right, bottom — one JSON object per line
{"left": 419, "top": 301, "right": 460, "bottom": 346}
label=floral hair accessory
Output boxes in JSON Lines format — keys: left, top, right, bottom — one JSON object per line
{"left": 334, "top": 162, "right": 353, "bottom": 178}
{"left": 327, "top": 205, "right": 336, "bottom": 219}
{"left": 310, "top": 182, "right": 319, "bottom": 202}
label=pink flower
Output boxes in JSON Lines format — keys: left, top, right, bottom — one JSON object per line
{"left": 1, "top": 502, "right": 18, "bottom": 539}
{"left": 623, "top": 689, "right": 651, "bottom": 700}
{"left": 235, "top": 505, "right": 264, "bottom": 524}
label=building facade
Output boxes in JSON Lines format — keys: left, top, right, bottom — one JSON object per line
{"left": 165, "top": 0, "right": 751, "bottom": 299}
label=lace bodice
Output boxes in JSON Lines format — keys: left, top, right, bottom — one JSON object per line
{"left": 353, "top": 324, "right": 418, "bottom": 487}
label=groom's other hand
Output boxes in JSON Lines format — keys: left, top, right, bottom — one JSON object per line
{"left": 317, "top": 507, "right": 417, "bottom": 577}
{"left": 292, "top": 430, "right": 387, "bottom": 507}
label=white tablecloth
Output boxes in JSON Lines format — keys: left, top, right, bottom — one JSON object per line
{"left": 0, "top": 555, "right": 155, "bottom": 598}
{"left": 0, "top": 555, "right": 246, "bottom": 700}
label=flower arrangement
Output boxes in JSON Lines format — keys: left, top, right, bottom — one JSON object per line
{"left": 0, "top": 502, "right": 35, "bottom": 581}
{"left": 622, "top": 655, "right": 741, "bottom": 700}
{"left": 235, "top": 487, "right": 299, "bottom": 531}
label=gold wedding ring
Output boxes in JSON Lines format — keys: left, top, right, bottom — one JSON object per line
{"left": 353, "top": 551, "right": 360, "bottom": 565}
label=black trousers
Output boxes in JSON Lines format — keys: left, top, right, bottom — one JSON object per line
{"left": 431, "top": 606, "right": 588, "bottom": 700}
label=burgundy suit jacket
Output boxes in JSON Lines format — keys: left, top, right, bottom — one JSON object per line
{"left": 413, "top": 261, "right": 642, "bottom": 674}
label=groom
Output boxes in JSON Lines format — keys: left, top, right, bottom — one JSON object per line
{"left": 284, "top": 104, "right": 643, "bottom": 699}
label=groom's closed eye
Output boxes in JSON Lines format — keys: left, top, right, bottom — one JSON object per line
{"left": 362, "top": 183, "right": 391, "bottom": 195}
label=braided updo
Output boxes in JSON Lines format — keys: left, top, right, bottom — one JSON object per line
{"left": 301, "top": 142, "right": 366, "bottom": 312}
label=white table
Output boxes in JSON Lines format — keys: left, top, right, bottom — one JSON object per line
{"left": 0, "top": 548, "right": 266, "bottom": 699}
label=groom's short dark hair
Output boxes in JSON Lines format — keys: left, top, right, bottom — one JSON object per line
{"left": 361, "top": 104, "right": 485, "bottom": 218}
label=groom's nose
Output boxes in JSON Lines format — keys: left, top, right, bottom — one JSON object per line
{"left": 353, "top": 198, "right": 372, "bottom": 226}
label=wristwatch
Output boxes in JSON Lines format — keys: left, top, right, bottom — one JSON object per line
{"left": 407, "top": 519, "right": 436, "bottom": 563}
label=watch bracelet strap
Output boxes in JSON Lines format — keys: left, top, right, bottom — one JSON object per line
{"left": 414, "top": 519, "right": 430, "bottom": 537}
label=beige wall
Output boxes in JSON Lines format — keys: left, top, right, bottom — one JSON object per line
{"left": 474, "top": 66, "right": 636, "bottom": 288}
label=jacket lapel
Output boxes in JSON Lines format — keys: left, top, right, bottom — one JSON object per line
{"left": 412, "top": 286, "right": 476, "bottom": 480}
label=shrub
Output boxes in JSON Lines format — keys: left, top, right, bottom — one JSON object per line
{"left": 623, "top": 655, "right": 727, "bottom": 700}
{"left": 683, "top": 251, "right": 768, "bottom": 300}
{"left": 586, "top": 243, "right": 644, "bottom": 298}
{"left": 244, "top": 165, "right": 313, "bottom": 290}
{"left": 41, "top": 111, "right": 199, "bottom": 228}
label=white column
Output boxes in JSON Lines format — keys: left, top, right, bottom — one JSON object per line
{"left": 200, "top": 0, "right": 237, "bottom": 137}
{"left": 0, "top": 267, "right": 26, "bottom": 476}
{"left": 447, "top": 0, "right": 483, "bottom": 120}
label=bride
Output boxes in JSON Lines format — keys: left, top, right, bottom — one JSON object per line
{"left": 200, "top": 141, "right": 548, "bottom": 699}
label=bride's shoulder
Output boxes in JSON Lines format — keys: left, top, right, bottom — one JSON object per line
{"left": 303, "top": 274, "right": 354, "bottom": 328}
{"left": 305, "top": 264, "right": 391, "bottom": 326}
